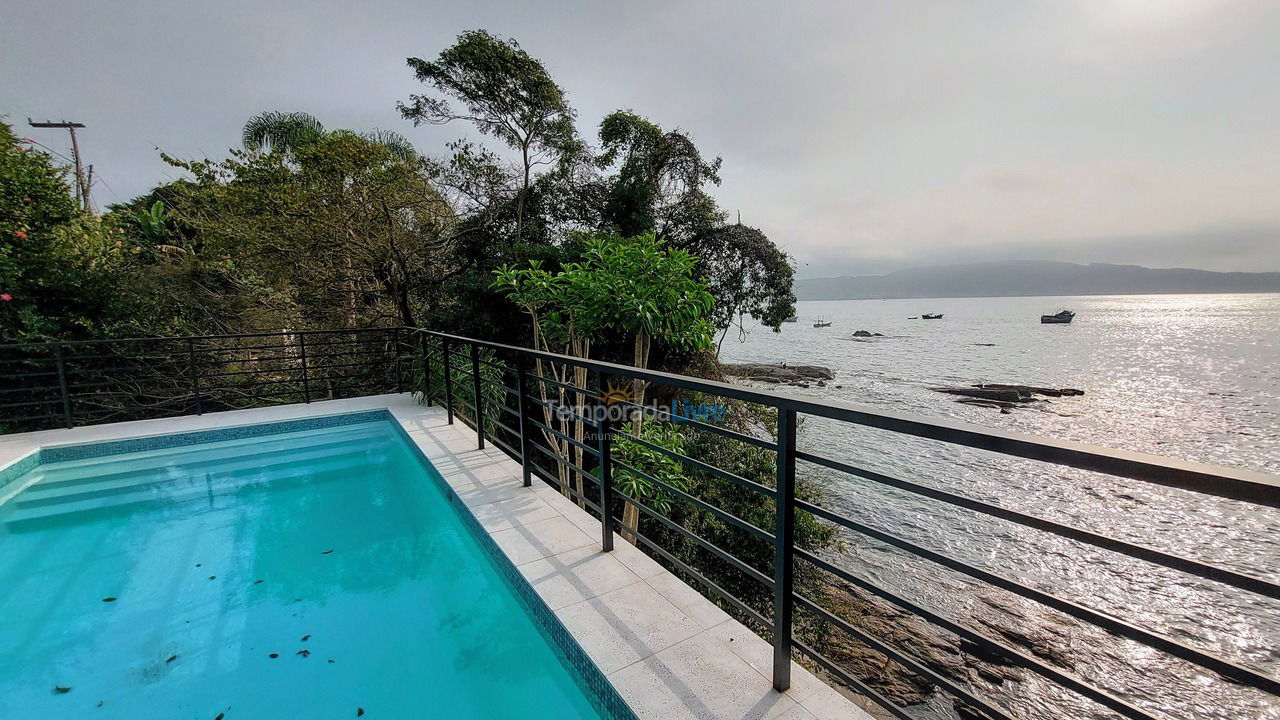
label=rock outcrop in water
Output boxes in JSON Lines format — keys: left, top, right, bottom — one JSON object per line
{"left": 722, "top": 363, "right": 834, "bottom": 385}
{"left": 931, "top": 384, "right": 1084, "bottom": 411}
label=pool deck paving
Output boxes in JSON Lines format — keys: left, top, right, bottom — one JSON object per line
{"left": 0, "top": 394, "right": 875, "bottom": 720}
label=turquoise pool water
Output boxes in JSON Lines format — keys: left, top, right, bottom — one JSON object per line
{"left": 0, "top": 417, "right": 612, "bottom": 719}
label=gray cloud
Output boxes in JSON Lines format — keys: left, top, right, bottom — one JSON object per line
{"left": 3, "top": 0, "right": 1277, "bottom": 275}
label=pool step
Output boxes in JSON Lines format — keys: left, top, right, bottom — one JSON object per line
{"left": 27, "top": 424, "right": 387, "bottom": 491}
{"left": 3, "top": 455, "right": 377, "bottom": 531}
{"left": 15, "top": 440, "right": 394, "bottom": 510}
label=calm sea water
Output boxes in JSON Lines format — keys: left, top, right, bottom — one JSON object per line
{"left": 0, "top": 421, "right": 603, "bottom": 720}
{"left": 722, "top": 294, "right": 1280, "bottom": 720}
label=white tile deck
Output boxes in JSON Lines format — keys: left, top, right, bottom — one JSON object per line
{"left": 0, "top": 394, "right": 873, "bottom": 720}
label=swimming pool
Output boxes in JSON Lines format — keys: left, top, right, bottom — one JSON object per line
{"left": 0, "top": 411, "right": 631, "bottom": 719}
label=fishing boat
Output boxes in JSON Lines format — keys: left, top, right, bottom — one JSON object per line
{"left": 1041, "top": 310, "right": 1075, "bottom": 324}
{"left": 813, "top": 316, "right": 832, "bottom": 328}
{"left": 921, "top": 313, "right": 944, "bottom": 320}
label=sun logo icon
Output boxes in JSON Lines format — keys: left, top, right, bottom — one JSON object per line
{"left": 600, "top": 379, "right": 633, "bottom": 406}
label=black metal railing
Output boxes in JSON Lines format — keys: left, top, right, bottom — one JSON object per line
{"left": 2, "top": 326, "right": 1277, "bottom": 720}
{"left": 0, "top": 328, "right": 403, "bottom": 431}
{"left": 404, "top": 329, "right": 1280, "bottom": 720}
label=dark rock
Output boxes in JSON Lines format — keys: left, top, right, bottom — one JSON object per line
{"left": 724, "top": 363, "right": 834, "bottom": 382}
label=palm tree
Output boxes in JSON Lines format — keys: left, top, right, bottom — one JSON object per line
{"left": 241, "top": 111, "right": 418, "bottom": 162}
{"left": 242, "top": 111, "right": 326, "bottom": 154}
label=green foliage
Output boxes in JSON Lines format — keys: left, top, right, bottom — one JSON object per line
{"left": 400, "top": 30, "right": 583, "bottom": 242}
{"left": 613, "top": 423, "right": 689, "bottom": 513}
{"left": 159, "top": 124, "right": 453, "bottom": 331}
{"left": 0, "top": 122, "right": 142, "bottom": 342}
{"left": 492, "top": 233, "right": 715, "bottom": 357}
{"left": 684, "top": 224, "right": 796, "bottom": 345}
{"left": 598, "top": 111, "right": 723, "bottom": 241}
{"left": 242, "top": 111, "right": 326, "bottom": 154}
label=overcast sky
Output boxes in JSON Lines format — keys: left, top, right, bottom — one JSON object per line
{"left": 3, "top": 0, "right": 1278, "bottom": 277}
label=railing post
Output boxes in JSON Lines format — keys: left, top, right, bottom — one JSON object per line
{"left": 772, "top": 406, "right": 797, "bottom": 692}
{"left": 515, "top": 353, "right": 532, "bottom": 487}
{"left": 597, "top": 388, "right": 614, "bottom": 552}
{"left": 53, "top": 343, "right": 72, "bottom": 428}
{"left": 442, "top": 337, "right": 454, "bottom": 425}
{"left": 297, "top": 333, "right": 311, "bottom": 404}
{"left": 471, "top": 343, "right": 485, "bottom": 449}
{"left": 421, "top": 333, "right": 433, "bottom": 407}
{"left": 394, "top": 328, "right": 405, "bottom": 394}
{"left": 187, "top": 337, "right": 204, "bottom": 415}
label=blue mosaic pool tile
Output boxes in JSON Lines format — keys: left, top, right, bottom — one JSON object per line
{"left": 390, "top": 421, "right": 639, "bottom": 720}
{"left": 39, "top": 410, "right": 392, "bottom": 464}
{"left": 0, "top": 451, "right": 41, "bottom": 495}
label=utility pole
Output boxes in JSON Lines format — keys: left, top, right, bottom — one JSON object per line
{"left": 28, "top": 118, "right": 89, "bottom": 211}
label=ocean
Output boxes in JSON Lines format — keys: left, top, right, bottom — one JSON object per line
{"left": 720, "top": 293, "right": 1280, "bottom": 720}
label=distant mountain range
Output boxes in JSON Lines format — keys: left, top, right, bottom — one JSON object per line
{"left": 794, "top": 260, "right": 1280, "bottom": 300}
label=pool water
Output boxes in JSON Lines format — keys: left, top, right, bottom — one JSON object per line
{"left": 0, "top": 418, "right": 608, "bottom": 719}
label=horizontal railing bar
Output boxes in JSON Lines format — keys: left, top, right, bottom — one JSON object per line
{"left": 529, "top": 418, "right": 602, "bottom": 458}
{"left": 528, "top": 462, "right": 604, "bottom": 515}
{"left": 0, "top": 398, "right": 57, "bottom": 410}
{"left": 481, "top": 377, "right": 519, "bottom": 395}
{"left": 527, "top": 397, "right": 602, "bottom": 428}
{"left": 793, "top": 595, "right": 1014, "bottom": 720}
{"left": 616, "top": 431, "right": 776, "bottom": 499}
{"left": 528, "top": 372, "right": 603, "bottom": 399}
{"left": 617, "top": 520, "right": 773, "bottom": 629}
{"left": 612, "top": 457, "right": 775, "bottom": 543}
{"left": 202, "top": 366, "right": 300, "bottom": 380}
{"left": 484, "top": 397, "right": 521, "bottom": 419}
{"left": 791, "top": 641, "right": 917, "bottom": 720}
{"left": 419, "top": 330, "right": 1280, "bottom": 507}
{"left": 614, "top": 487, "right": 773, "bottom": 588}
{"left": 0, "top": 370, "right": 60, "bottom": 380}
{"left": 0, "top": 385, "right": 61, "bottom": 396}
{"left": 796, "top": 450, "right": 1280, "bottom": 599}
{"left": 530, "top": 440, "right": 597, "bottom": 482}
{"left": 490, "top": 417, "right": 520, "bottom": 439}
{"left": 794, "top": 497, "right": 1280, "bottom": 693}
{"left": 797, "top": 548, "right": 1204, "bottom": 720}
{"left": 613, "top": 398, "right": 776, "bottom": 450}
{"left": 0, "top": 413, "right": 62, "bottom": 424}
{"left": 0, "top": 326, "right": 394, "bottom": 351}
{"left": 489, "top": 434, "right": 519, "bottom": 461}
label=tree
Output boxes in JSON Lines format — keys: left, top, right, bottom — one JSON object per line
{"left": 494, "top": 232, "right": 714, "bottom": 529}
{"left": 400, "top": 30, "right": 581, "bottom": 243}
{"left": 162, "top": 127, "right": 454, "bottom": 331}
{"left": 597, "top": 111, "right": 722, "bottom": 242}
{"left": 0, "top": 122, "right": 140, "bottom": 342}
{"left": 684, "top": 223, "right": 796, "bottom": 348}
{"left": 242, "top": 110, "right": 417, "bottom": 162}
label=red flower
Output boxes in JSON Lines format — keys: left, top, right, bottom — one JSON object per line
{"left": 13, "top": 231, "right": 27, "bottom": 239}
{"left": 0, "top": 294, "right": 11, "bottom": 302}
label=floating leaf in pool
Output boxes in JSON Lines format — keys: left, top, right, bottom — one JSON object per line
{"left": 357, "top": 709, "right": 364, "bottom": 717}
{"left": 166, "top": 654, "right": 177, "bottom": 664}
{"left": 254, "top": 580, "right": 263, "bottom": 585}
{"left": 321, "top": 549, "right": 334, "bottom": 555}
{"left": 296, "top": 649, "right": 310, "bottom": 658}
{"left": 215, "top": 714, "right": 224, "bottom": 720}
{"left": 327, "top": 659, "right": 334, "bottom": 664}
{"left": 268, "top": 653, "right": 278, "bottom": 659}
{"left": 53, "top": 686, "right": 71, "bottom": 694}
{"left": 196, "top": 563, "right": 202, "bottom": 568}
{"left": 102, "top": 597, "right": 116, "bottom": 602}
{"left": 301, "top": 634, "right": 311, "bottom": 642}
{"left": 209, "top": 576, "right": 216, "bottom": 580}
